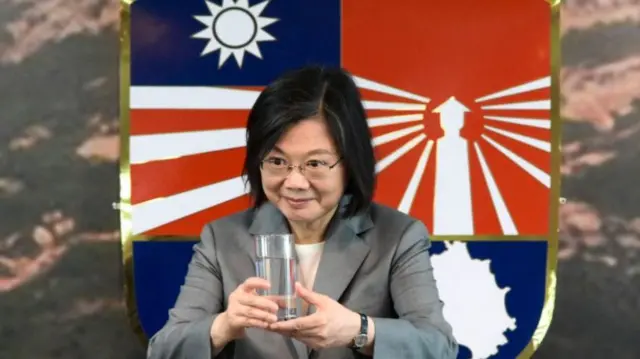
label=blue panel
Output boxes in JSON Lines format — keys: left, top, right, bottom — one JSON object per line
{"left": 130, "top": 0, "right": 341, "bottom": 86}
{"left": 429, "top": 241, "right": 548, "bottom": 359}
{"left": 132, "top": 240, "right": 197, "bottom": 337}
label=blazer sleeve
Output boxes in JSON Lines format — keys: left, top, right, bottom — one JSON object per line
{"left": 147, "top": 223, "right": 228, "bottom": 359}
{"left": 370, "top": 220, "right": 458, "bottom": 359}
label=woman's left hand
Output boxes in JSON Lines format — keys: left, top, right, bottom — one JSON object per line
{"left": 269, "top": 282, "right": 361, "bottom": 349}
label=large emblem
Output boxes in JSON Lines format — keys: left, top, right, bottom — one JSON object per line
{"left": 120, "top": 0, "right": 560, "bottom": 358}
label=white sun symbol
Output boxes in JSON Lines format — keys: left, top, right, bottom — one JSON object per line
{"left": 192, "top": 0, "right": 279, "bottom": 68}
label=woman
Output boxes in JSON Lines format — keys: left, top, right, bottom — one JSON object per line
{"left": 147, "top": 66, "right": 458, "bottom": 359}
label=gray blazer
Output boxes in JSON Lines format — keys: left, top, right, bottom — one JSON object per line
{"left": 147, "top": 200, "right": 458, "bottom": 359}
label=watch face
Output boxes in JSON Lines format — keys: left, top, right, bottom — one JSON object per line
{"left": 355, "top": 334, "right": 368, "bottom": 347}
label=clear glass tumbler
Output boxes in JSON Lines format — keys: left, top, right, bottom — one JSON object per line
{"left": 254, "top": 233, "right": 298, "bottom": 321}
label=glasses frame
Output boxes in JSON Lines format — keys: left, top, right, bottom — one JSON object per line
{"left": 260, "top": 156, "right": 343, "bottom": 178}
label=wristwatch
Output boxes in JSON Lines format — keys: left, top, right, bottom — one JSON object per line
{"left": 349, "top": 312, "right": 369, "bottom": 350}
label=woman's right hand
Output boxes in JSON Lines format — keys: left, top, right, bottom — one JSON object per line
{"left": 211, "top": 277, "right": 280, "bottom": 346}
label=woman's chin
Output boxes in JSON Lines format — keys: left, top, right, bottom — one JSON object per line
{"left": 279, "top": 204, "right": 318, "bottom": 223}
{"left": 282, "top": 208, "right": 313, "bottom": 222}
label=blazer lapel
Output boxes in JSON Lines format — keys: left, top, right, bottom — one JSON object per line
{"left": 311, "top": 205, "right": 374, "bottom": 306}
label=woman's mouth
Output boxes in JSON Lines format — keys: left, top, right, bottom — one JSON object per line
{"left": 285, "top": 197, "right": 312, "bottom": 208}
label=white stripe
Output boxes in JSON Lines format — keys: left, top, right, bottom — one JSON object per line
{"left": 368, "top": 114, "right": 423, "bottom": 128}
{"left": 398, "top": 141, "right": 434, "bottom": 213}
{"left": 130, "top": 128, "right": 246, "bottom": 164}
{"left": 353, "top": 76, "right": 430, "bottom": 103}
{"left": 484, "top": 116, "right": 551, "bottom": 129}
{"left": 130, "top": 86, "right": 260, "bottom": 109}
{"left": 375, "top": 134, "right": 426, "bottom": 173}
{"left": 482, "top": 134, "right": 550, "bottom": 188}
{"left": 363, "top": 101, "right": 426, "bottom": 111}
{"left": 474, "top": 143, "right": 517, "bottom": 234}
{"left": 372, "top": 125, "right": 424, "bottom": 147}
{"left": 482, "top": 100, "right": 550, "bottom": 111}
{"left": 475, "top": 77, "right": 550, "bottom": 103}
{"left": 132, "top": 176, "right": 248, "bottom": 234}
{"left": 484, "top": 126, "right": 551, "bottom": 152}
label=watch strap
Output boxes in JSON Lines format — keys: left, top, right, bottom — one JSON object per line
{"left": 359, "top": 312, "right": 368, "bottom": 336}
{"left": 349, "top": 312, "right": 368, "bottom": 349}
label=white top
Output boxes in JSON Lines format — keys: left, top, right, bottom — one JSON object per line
{"left": 295, "top": 242, "right": 324, "bottom": 314}
{"left": 295, "top": 242, "right": 325, "bottom": 290}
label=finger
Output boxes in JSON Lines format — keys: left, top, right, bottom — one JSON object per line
{"left": 295, "top": 282, "right": 324, "bottom": 306}
{"left": 237, "top": 294, "right": 279, "bottom": 313}
{"left": 291, "top": 325, "right": 324, "bottom": 337}
{"left": 241, "top": 277, "right": 272, "bottom": 292}
{"left": 269, "top": 313, "right": 322, "bottom": 331}
{"left": 238, "top": 304, "right": 279, "bottom": 324}
{"left": 241, "top": 316, "right": 271, "bottom": 329}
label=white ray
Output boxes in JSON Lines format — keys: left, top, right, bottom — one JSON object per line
{"left": 372, "top": 124, "right": 424, "bottom": 147}
{"left": 474, "top": 143, "right": 517, "bottom": 234}
{"left": 398, "top": 140, "right": 434, "bottom": 213}
{"left": 245, "top": 42, "right": 263, "bottom": 59}
{"left": 130, "top": 128, "right": 246, "bottom": 164}
{"left": 484, "top": 126, "right": 551, "bottom": 152}
{"left": 249, "top": 0, "right": 271, "bottom": 16}
{"left": 255, "top": 28, "right": 276, "bottom": 42}
{"left": 130, "top": 86, "right": 260, "bottom": 109}
{"left": 205, "top": 0, "right": 222, "bottom": 15}
{"left": 375, "top": 133, "right": 426, "bottom": 173}
{"left": 353, "top": 76, "right": 430, "bottom": 103}
{"left": 132, "top": 176, "right": 248, "bottom": 234}
{"left": 481, "top": 100, "right": 550, "bottom": 111}
{"left": 193, "top": 15, "right": 214, "bottom": 28}
{"left": 363, "top": 100, "right": 426, "bottom": 111}
{"left": 368, "top": 114, "right": 423, "bottom": 128}
{"left": 475, "top": 77, "right": 551, "bottom": 103}
{"left": 202, "top": 40, "right": 223, "bottom": 57}
{"left": 482, "top": 134, "right": 550, "bottom": 188}
{"left": 484, "top": 116, "right": 551, "bottom": 129}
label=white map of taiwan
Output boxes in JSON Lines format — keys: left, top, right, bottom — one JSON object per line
{"left": 431, "top": 242, "right": 517, "bottom": 359}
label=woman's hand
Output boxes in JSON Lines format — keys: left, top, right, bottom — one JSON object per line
{"left": 211, "top": 277, "right": 280, "bottom": 345}
{"left": 268, "top": 283, "right": 363, "bottom": 350}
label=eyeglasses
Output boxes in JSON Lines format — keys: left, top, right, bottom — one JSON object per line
{"left": 260, "top": 157, "right": 342, "bottom": 179}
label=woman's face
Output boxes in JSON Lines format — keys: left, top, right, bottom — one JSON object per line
{"left": 260, "top": 117, "right": 346, "bottom": 226}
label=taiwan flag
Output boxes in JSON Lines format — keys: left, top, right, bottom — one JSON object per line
{"left": 128, "top": 0, "right": 553, "bottom": 238}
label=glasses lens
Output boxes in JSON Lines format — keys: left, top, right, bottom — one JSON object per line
{"left": 262, "top": 161, "right": 283, "bottom": 174}
{"left": 305, "top": 165, "right": 328, "bottom": 179}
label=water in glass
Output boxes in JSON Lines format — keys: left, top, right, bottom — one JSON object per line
{"left": 254, "top": 234, "right": 298, "bottom": 321}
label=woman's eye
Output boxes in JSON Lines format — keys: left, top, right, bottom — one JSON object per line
{"left": 306, "top": 160, "right": 326, "bottom": 168}
{"left": 268, "top": 158, "right": 286, "bottom": 166}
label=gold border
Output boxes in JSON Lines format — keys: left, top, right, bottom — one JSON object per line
{"left": 514, "top": 1, "right": 562, "bottom": 358}
{"left": 119, "top": 0, "right": 563, "bottom": 353}
{"left": 119, "top": 0, "right": 149, "bottom": 345}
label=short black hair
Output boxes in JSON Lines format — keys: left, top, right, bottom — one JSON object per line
{"left": 242, "top": 65, "right": 376, "bottom": 217}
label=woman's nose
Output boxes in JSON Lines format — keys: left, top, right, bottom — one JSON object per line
{"left": 283, "top": 167, "right": 310, "bottom": 190}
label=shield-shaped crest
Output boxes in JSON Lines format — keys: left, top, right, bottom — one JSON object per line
{"left": 119, "top": 0, "right": 560, "bottom": 358}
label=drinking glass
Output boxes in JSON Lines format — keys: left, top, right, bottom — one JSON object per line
{"left": 254, "top": 234, "right": 298, "bottom": 321}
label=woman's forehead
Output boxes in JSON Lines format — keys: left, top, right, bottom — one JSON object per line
{"left": 272, "top": 118, "right": 337, "bottom": 153}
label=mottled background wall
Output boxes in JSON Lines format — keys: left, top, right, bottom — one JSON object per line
{"left": 0, "top": 1, "right": 638, "bottom": 358}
